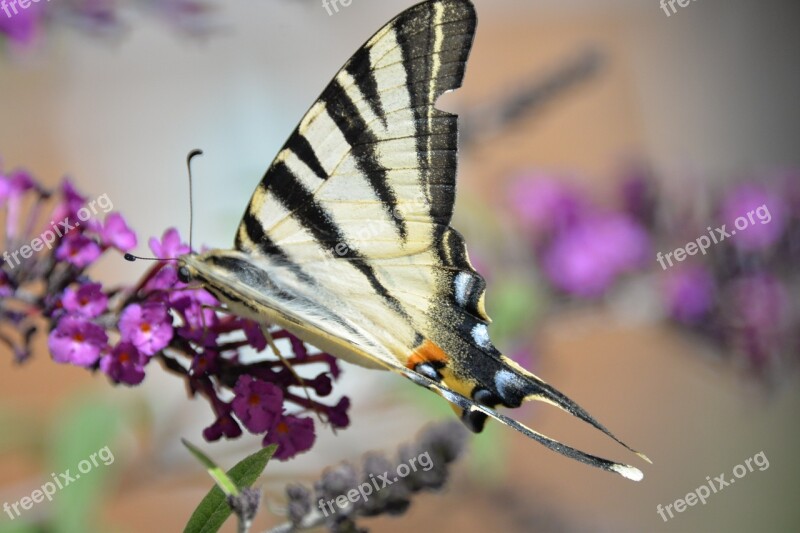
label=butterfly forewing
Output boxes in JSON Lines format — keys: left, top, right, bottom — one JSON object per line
{"left": 231, "top": 0, "right": 483, "bottom": 363}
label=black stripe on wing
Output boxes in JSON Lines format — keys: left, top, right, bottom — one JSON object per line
{"left": 345, "top": 45, "right": 387, "bottom": 127}
{"left": 286, "top": 130, "right": 329, "bottom": 181}
{"left": 237, "top": 211, "right": 319, "bottom": 288}
{"left": 266, "top": 162, "right": 409, "bottom": 317}
{"left": 395, "top": 0, "right": 476, "bottom": 232}
{"left": 320, "top": 79, "right": 407, "bottom": 239}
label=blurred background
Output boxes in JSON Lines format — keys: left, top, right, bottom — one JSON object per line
{"left": 1, "top": 0, "right": 799, "bottom": 531}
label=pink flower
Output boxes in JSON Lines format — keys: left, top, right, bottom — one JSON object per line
{"left": 232, "top": 376, "right": 284, "bottom": 433}
{"left": 543, "top": 213, "right": 650, "bottom": 297}
{"left": 55, "top": 234, "right": 102, "bottom": 268}
{"left": 204, "top": 409, "right": 244, "bottom": 442}
{"left": 149, "top": 227, "right": 191, "bottom": 259}
{"left": 62, "top": 283, "right": 108, "bottom": 318}
{"left": 49, "top": 316, "right": 108, "bottom": 367}
{"left": 98, "top": 213, "right": 137, "bottom": 252}
{"left": 263, "top": 415, "right": 316, "bottom": 461}
{"left": 100, "top": 342, "right": 149, "bottom": 385}
{"left": 119, "top": 302, "right": 174, "bottom": 355}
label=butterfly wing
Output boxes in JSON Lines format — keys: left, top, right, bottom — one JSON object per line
{"left": 234, "top": 0, "right": 478, "bottom": 372}
{"left": 189, "top": 0, "right": 646, "bottom": 478}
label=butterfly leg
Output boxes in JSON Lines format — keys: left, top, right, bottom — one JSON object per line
{"left": 258, "top": 324, "right": 327, "bottom": 426}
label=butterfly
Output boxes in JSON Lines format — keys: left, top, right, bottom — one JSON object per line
{"left": 177, "top": 0, "right": 648, "bottom": 480}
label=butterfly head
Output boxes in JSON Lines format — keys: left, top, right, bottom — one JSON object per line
{"left": 177, "top": 263, "right": 192, "bottom": 284}
{"left": 175, "top": 250, "right": 233, "bottom": 290}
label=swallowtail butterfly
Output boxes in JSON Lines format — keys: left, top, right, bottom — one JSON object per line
{"left": 177, "top": 0, "right": 648, "bottom": 480}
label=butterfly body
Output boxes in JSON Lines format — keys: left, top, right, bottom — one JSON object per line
{"left": 178, "top": 0, "right": 648, "bottom": 480}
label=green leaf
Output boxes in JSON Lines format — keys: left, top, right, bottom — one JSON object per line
{"left": 183, "top": 444, "right": 277, "bottom": 533}
{"left": 0, "top": 520, "right": 39, "bottom": 533}
{"left": 182, "top": 439, "right": 239, "bottom": 497}
{"left": 48, "top": 397, "right": 124, "bottom": 533}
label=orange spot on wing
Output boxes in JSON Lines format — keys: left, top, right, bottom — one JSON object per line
{"left": 406, "top": 340, "right": 449, "bottom": 369}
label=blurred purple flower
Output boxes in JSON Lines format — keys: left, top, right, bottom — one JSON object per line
{"left": 204, "top": 408, "right": 244, "bottom": 441}
{"left": 322, "top": 354, "right": 342, "bottom": 380}
{"left": 100, "top": 342, "right": 149, "bottom": 385}
{"left": 191, "top": 350, "right": 220, "bottom": 376}
{"left": 243, "top": 321, "right": 268, "bottom": 351}
{"left": 264, "top": 415, "right": 316, "bottom": 461}
{"left": 661, "top": 265, "right": 716, "bottom": 324}
{"left": 326, "top": 397, "right": 351, "bottom": 429}
{"left": 50, "top": 179, "right": 88, "bottom": 223}
{"left": 720, "top": 183, "right": 787, "bottom": 252}
{"left": 97, "top": 212, "right": 137, "bottom": 252}
{"left": 542, "top": 213, "right": 650, "bottom": 297}
{"left": 149, "top": 227, "right": 191, "bottom": 259}
{"left": 508, "top": 175, "right": 587, "bottom": 238}
{"left": 232, "top": 376, "right": 284, "bottom": 434}
{"left": 118, "top": 302, "right": 174, "bottom": 355}
{"left": 0, "top": 3, "right": 43, "bottom": 46}
{"left": 48, "top": 316, "right": 108, "bottom": 367}
{"left": 307, "top": 374, "right": 333, "bottom": 397}
{"left": 0, "top": 169, "right": 35, "bottom": 202}
{"left": 55, "top": 234, "right": 102, "bottom": 268}
{"left": 1, "top": 169, "right": 37, "bottom": 238}
{"left": 143, "top": 262, "right": 180, "bottom": 292}
{"left": 724, "top": 274, "right": 790, "bottom": 368}
{"left": 620, "top": 164, "right": 657, "bottom": 226}
{"left": 727, "top": 274, "right": 789, "bottom": 331}
{"left": 173, "top": 288, "right": 220, "bottom": 346}
{"left": 0, "top": 271, "right": 12, "bottom": 297}
{"left": 0, "top": 0, "right": 217, "bottom": 54}
{"left": 62, "top": 282, "right": 108, "bottom": 318}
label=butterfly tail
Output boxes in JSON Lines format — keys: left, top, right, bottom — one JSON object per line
{"left": 496, "top": 356, "right": 651, "bottom": 464}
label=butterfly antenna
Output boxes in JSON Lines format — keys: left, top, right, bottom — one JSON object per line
{"left": 124, "top": 254, "right": 178, "bottom": 262}
{"left": 186, "top": 149, "right": 203, "bottom": 253}
{"left": 124, "top": 150, "right": 203, "bottom": 263}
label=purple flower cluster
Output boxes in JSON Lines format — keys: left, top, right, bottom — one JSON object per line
{"left": 1, "top": 163, "right": 350, "bottom": 460}
{"left": 657, "top": 178, "right": 799, "bottom": 376}
{"left": 0, "top": 0, "right": 214, "bottom": 50}
{"left": 508, "top": 166, "right": 799, "bottom": 380}
{"left": 509, "top": 173, "right": 650, "bottom": 298}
